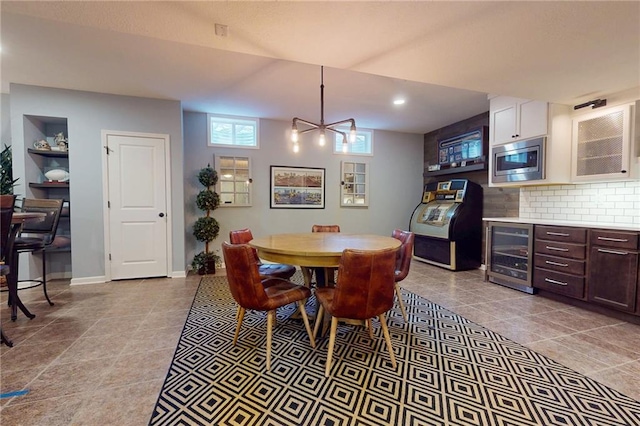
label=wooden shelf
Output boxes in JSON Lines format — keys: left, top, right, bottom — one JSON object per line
{"left": 424, "top": 162, "right": 487, "bottom": 177}
{"left": 27, "top": 148, "right": 69, "bottom": 158}
{"left": 29, "top": 182, "right": 70, "bottom": 189}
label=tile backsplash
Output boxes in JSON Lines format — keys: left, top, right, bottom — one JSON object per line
{"left": 519, "top": 181, "right": 640, "bottom": 225}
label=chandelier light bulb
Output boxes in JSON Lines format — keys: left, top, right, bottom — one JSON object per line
{"left": 342, "top": 142, "right": 348, "bottom": 153}
{"left": 291, "top": 127, "right": 299, "bottom": 142}
{"left": 318, "top": 131, "right": 326, "bottom": 146}
{"left": 293, "top": 142, "right": 299, "bottom": 153}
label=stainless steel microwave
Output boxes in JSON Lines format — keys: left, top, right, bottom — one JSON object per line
{"left": 492, "top": 137, "right": 546, "bottom": 183}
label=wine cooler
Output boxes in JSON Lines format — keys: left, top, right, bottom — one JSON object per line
{"left": 486, "top": 222, "right": 535, "bottom": 293}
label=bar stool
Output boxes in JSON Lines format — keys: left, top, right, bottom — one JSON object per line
{"left": 12, "top": 198, "right": 64, "bottom": 307}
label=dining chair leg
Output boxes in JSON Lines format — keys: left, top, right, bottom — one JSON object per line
{"left": 297, "top": 301, "right": 315, "bottom": 348}
{"left": 233, "top": 307, "right": 245, "bottom": 345}
{"left": 312, "top": 304, "right": 324, "bottom": 339}
{"left": 395, "top": 284, "right": 407, "bottom": 321}
{"left": 300, "top": 267, "right": 313, "bottom": 287}
{"left": 1, "top": 328, "right": 13, "bottom": 347}
{"left": 325, "top": 316, "right": 339, "bottom": 377}
{"left": 366, "top": 319, "right": 374, "bottom": 340}
{"left": 41, "top": 251, "right": 54, "bottom": 306}
{"left": 378, "top": 313, "right": 397, "bottom": 369}
{"left": 266, "top": 310, "right": 275, "bottom": 370}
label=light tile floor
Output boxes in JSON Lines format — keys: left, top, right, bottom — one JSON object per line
{"left": 1, "top": 261, "right": 638, "bottom": 425}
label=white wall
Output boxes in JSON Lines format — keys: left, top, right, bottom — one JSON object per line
{"left": 10, "top": 84, "right": 185, "bottom": 282}
{"left": 183, "top": 112, "right": 425, "bottom": 268}
{"left": 1, "top": 94, "right": 11, "bottom": 144}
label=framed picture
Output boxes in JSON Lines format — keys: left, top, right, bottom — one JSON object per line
{"left": 270, "top": 166, "right": 325, "bottom": 209}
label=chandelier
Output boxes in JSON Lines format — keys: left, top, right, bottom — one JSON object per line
{"left": 291, "top": 66, "right": 356, "bottom": 153}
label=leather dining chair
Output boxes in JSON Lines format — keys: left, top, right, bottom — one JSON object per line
{"left": 311, "top": 224, "right": 340, "bottom": 287}
{"left": 229, "top": 228, "right": 296, "bottom": 280}
{"left": 222, "top": 241, "right": 315, "bottom": 370}
{"left": 12, "top": 198, "right": 64, "bottom": 306}
{"left": 392, "top": 229, "right": 415, "bottom": 321}
{"left": 313, "top": 246, "right": 398, "bottom": 377}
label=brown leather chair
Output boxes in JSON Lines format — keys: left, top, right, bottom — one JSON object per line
{"left": 12, "top": 198, "right": 64, "bottom": 306}
{"left": 229, "top": 228, "right": 296, "bottom": 280}
{"left": 392, "top": 229, "right": 415, "bottom": 321}
{"left": 313, "top": 247, "right": 398, "bottom": 377}
{"left": 222, "top": 241, "right": 315, "bottom": 370}
{"left": 311, "top": 224, "right": 340, "bottom": 287}
{"left": 311, "top": 224, "right": 341, "bottom": 233}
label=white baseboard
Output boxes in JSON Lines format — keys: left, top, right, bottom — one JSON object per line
{"left": 70, "top": 276, "right": 107, "bottom": 285}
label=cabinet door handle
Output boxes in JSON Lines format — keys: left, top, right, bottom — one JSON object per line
{"left": 545, "top": 278, "right": 568, "bottom": 286}
{"left": 545, "top": 260, "right": 568, "bottom": 267}
{"left": 546, "top": 232, "right": 569, "bottom": 237}
{"left": 597, "top": 236, "right": 628, "bottom": 243}
{"left": 597, "top": 248, "right": 628, "bottom": 256}
{"left": 545, "top": 246, "right": 569, "bottom": 252}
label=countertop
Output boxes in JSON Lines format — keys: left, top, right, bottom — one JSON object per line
{"left": 483, "top": 217, "right": 640, "bottom": 232}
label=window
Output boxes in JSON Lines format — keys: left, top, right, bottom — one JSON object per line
{"left": 333, "top": 127, "right": 373, "bottom": 155}
{"left": 340, "top": 161, "right": 369, "bottom": 207}
{"left": 207, "top": 114, "right": 259, "bottom": 148}
{"left": 215, "top": 156, "right": 252, "bottom": 206}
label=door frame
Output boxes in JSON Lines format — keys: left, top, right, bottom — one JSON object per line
{"left": 101, "top": 130, "right": 173, "bottom": 282}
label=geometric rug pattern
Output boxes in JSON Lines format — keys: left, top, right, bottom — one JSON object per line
{"left": 149, "top": 274, "right": 640, "bottom": 426}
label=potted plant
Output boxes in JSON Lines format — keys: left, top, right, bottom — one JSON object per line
{"left": 0, "top": 144, "right": 19, "bottom": 195}
{"left": 191, "top": 164, "right": 221, "bottom": 275}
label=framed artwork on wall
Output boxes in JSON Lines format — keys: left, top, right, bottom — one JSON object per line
{"left": 270, "top": 166, "right": 325, "bottom": 209}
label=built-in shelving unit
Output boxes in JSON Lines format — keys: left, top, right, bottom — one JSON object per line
{"left": 23, "top": 114, "right": 72, "bottom": 277}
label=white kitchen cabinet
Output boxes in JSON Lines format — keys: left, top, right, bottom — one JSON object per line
{"left": 490, "top": 96, "right": 548, "bottom": 146}
{"left": 571, "top": 103, "right": 635, "bottom": 182}
{"left": 489, "top": 103, "right": 573, "bottom": 187}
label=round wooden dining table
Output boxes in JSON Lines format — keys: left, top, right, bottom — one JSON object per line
{"left": 250, "top": 233, "right": 401, "bottom": 285}
{"left": 250, "top": 233, "right": 401, "bottom": 266}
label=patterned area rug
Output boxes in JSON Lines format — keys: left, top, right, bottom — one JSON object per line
{"left": 149, "top": 274, "right": 640, "bottom": 426}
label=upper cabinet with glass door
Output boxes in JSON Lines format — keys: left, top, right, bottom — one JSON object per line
{"left": 340, "top": 161, "right": 369, "bottom": 207}
{"left": 571, "top": 103, "right": 636, "bottom": 182}
{"left": 215, "top": 156, "right": 251, "bottom": 206}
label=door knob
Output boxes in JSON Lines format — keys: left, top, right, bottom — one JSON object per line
{"left": 159, "top": 212, "right": 165, "bottom": 217}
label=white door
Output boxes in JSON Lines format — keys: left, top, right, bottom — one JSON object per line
{"left": 105, "top": 132, "right": 169, "bottom": 280}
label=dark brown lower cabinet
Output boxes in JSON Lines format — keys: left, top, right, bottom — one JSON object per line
{"left": 587, "top": 230, "right": 639, "bottom": 313}
{"left": 533, "top": 225, "right": 587, "bottom": 300}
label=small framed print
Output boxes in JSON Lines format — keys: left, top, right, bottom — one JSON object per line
{"left": 270, "top": 166, "right": 325, "bottom": 209}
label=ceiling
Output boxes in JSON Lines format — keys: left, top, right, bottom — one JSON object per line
{"left": 1, "top": 1, "right": 638, "bottom": 135}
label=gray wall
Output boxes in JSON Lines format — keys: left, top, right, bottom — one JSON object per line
{"left": 183, "top": 111, "right": 425, "bottom": 267}
{"left": 10, "top": 84, "right": 185, "bottom": 282}
{"left": 7, "top": 84, "right": 424, "bottom": 281}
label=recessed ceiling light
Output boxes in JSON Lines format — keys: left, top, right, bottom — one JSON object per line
{"left": 393, "top": 99, "right": 405, "bottom": 105}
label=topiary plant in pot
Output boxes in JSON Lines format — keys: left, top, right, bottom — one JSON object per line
{"left": 0, "top": 144, "right": 19, "bottom": 195}
{"left": 191, "top": 164, "right": 221, "bottom": 275}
